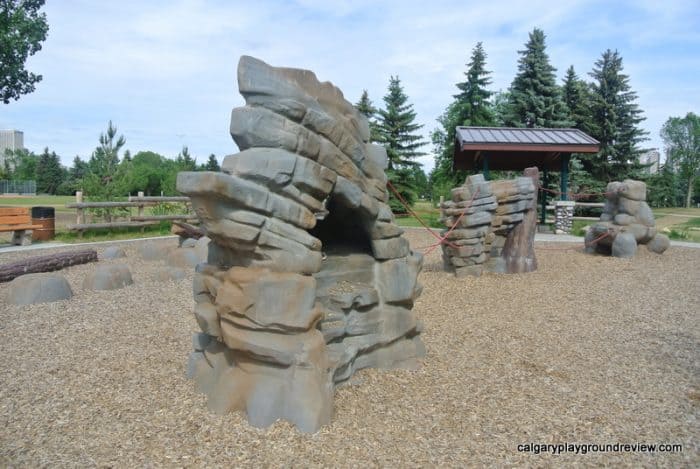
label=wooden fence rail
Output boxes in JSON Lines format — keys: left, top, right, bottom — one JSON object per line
{"left": 66, "top": 191, "right": 197, "bottom": 236}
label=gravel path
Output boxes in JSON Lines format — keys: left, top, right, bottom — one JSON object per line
{"left": 1, "top": 232, "right": 698, "bottom": 467}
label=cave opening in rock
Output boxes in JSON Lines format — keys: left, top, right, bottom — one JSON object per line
{"left": 308, "top": 195, "right": 373, "bottom": 257}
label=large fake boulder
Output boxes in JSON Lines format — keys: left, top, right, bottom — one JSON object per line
{"left": 137, "top": 242, "right": 170, "bottom": 261}
{"left": 83, "top": 264, "right": 133, "bottom": 291}
{"left": 177, "top": 56, "right": 423, "bottom": 433}
{"left": 6, "top": 273, "right": 73, "bottom": 305}
{"left": 166, "top": 248, "right": 201, "bottom": 269}
{"left": 587, "top": 180, "right": 669, "bottom": 257}
{"left": 101, "top": 246, "right": 126, "bottom": 259}
{"left": 440, "top": 169, "right": 539, "bottom": 277}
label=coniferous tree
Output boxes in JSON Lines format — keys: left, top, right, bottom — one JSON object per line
{"left": 454, "top": 42, "right": 495, "bottom": 127}
{"left": 176, "top": 145, "right": 197, "bottom": 171}
{"left": 562, "top": 66, "right": 593, "bottom": 132}
{"left": 588, "top": 49, "right": 648, "bottom": 181}
{"left": 88, "top": 120, "right": 125, "bottom": 180}
{"left": 505, "top": 28, "right": 571, "bottom": 128}
{"left": 35, "top": 147, "right": 63, "bottom": 194}
{"left": 376, "top": 76, "right": 427, "bottom": 211}
{"left": 430, "top": 42, "right": 496, "bottom": 200}
{"left": 562, "top": 66, "right": 601, "bottom": 194}
{"left": 204, "top": 153, "right": 220, "bottom": 171}
{"left": 355, "top": 90, "right": 380, "bottom": 142}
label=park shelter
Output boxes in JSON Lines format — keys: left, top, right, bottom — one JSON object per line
{"left": 452, "top": 126, "right": 599, "bottom": 201}
{"left": 453, "top": 126, "right": 600, "bottom": 225}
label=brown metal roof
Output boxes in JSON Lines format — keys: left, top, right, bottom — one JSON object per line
{"left": 453, "top": 126, "right": 599, "bottom": 171}
{"left": 456, "top": 126, "right": 599, "bottom": 146}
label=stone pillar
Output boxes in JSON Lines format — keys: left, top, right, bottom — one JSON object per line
{"left": 554, "top": 201, "right": 576, "bottom": 234}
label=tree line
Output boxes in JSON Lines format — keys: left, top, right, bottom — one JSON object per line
{"left": 356, "top": 28, "right": 699, "bottom": 208}
{"left": 1, "top": 121, "right": 221, "bottom": 199}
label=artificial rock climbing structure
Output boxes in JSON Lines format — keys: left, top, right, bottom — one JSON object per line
{"left": 440, "top": 168, "right": 539, "bottom": 277}
{"left": 585, "top": 179, "right": 670, "bottom": 257}
{"left": 177, "top": 56, "right": 424, "bottom": 432}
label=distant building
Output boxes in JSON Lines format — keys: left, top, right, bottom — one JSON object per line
{"left": 0, "top": 129, "right": 24, "bottom": 167}
{"left": 640, "top": 149, "right": 660, "bottom": 174}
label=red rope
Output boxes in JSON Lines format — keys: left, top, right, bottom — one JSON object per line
{"left": 385, "top": 180, "right": 446, "bottom": 244}
{"left": 423, "top": 186, "right": 480, "bottom": 255}
{"left": 386, "top": 181, "right": 479, "bottom": 253}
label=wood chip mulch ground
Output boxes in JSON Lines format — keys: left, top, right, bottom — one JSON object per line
{"left": 1, "top": 231, "right": 698, "bottom": 467}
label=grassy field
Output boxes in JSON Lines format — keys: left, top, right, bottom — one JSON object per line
{"left": 0, "top": 195, "right": 75, "bottom": 213}
{"left": 0, "top": 195, "right": 186, "bottom": 244}
{"left": 1, "top": 195, "right": 698, "bottom": 243}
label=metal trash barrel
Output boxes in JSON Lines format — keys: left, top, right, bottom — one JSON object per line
{"left": 31, "top": 206, "right": 56, "bottom": 241}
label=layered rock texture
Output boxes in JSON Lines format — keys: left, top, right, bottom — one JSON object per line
{"left": 441, "top": 168, "right": 539, "bottom": 277}
{"left": 176, "top": 56, "right": 423, "bottom": 432}
{"left": 585, "top": 180, "right": 669, "bottom": 257}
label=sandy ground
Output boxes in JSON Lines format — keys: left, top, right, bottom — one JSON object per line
{"left": 0, "top": 231, "right": 698, "bottom": 467}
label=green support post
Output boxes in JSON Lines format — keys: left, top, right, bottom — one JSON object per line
{"left": 540, "top": 168, "right": 548, "bottom": 225}
{"left": 482, "top": 154, "right": 490, "bottom": 180}
{"left": 560, "top": 154, "right": 570, "bottom": 201}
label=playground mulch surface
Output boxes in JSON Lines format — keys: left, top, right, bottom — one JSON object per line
{"left": 0, "top": 231, "right": 698, "bottom": 467}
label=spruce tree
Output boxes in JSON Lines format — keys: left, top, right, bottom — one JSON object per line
{"left": 35, "top": 147, "right": 63, "bottom": 194}
{"left": 505, "top": 28, "right": 570, "bottom": 128}
{"left": 355, "top": 89, "right": 380, "bottom": 142}
{"left": 431, "top": 42, "right": 496, "bottom": 199}
{"left": 204, "top": 153, "right": 220, "bottom": 171}
{"left": 88, "top": 120, "right": 125, "bottom": 180}
{"left": 376, "top": 76, "right": 426, "bottom": 211}
{"left": 176, "top": 146, "right": 197, "bottom": 171}
{"left": 562, "top": 66, "right": 601, "bottom": 194}
{"left": 562, "top": 66, "right": 593, "bottom": 132}
{"left": 588, "top": 49, "right": 648, "bottom": 181}
{"left": 454, "top": 42, "right": 495, "bottom": 127}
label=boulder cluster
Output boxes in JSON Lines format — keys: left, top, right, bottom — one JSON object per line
{"left": 4, "top": 239, "right": 205, "bottom": 305}
{"left": 585, "top": 180, "right": 670, "bottom": 257}
{"left": 440, "top": 169, "right": 539, "bottom": 277}
{"left": 176, "top": 56, "right": 424, "bottom": 432}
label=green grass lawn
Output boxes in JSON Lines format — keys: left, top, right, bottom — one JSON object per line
{"left": 0, "top": 195, "right": 76, "bottom": 212}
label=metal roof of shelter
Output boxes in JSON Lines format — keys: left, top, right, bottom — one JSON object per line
{"left": 453, "top": 126, "right": 599, "bottom": 171}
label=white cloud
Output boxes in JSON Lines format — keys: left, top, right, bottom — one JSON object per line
{"left": 1, "top": 0, "right": 698, "bottom": 173}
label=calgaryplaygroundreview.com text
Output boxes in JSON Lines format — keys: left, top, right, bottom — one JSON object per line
{"left": 517, "top": 442, "right": 683, "bottom": 455}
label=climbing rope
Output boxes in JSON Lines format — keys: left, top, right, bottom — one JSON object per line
{"left": 386, "top": 181, "right": 478, "bottom": 253}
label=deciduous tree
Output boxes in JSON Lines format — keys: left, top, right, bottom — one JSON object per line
{"left": 661, "top": 112, "right": 700, "bottom": 207}
{"left": 0, "top": 0, "right": 49, "bottom": 103}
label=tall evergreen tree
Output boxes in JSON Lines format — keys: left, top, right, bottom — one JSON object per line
{"left": 431, "top": 42, "right": 496, "bottom": 198}
{"left": 88, "top": 120, "right": 125, "bottom": 180}
{"left": 562, "top": 66, "right": 593, "bottom": 132}
{"left": 176, "top": 145, "right": 197, "bottom": 171}
{"left": 588, "top": 49, "right": 648, "bottom": 181}
{"left": 505, "top": 28, "right": 570, "bottom": 128}
{"left": 562, "top": 66, "right": 600, "bottom": 194}
{"left": 454, "top": 42, "right": 495, "bottom": 127}
{"left": 376, "top": 76, "right": 427, "bottom": 211}
{"left": 204, "top": 153, "right": 220, "bottom": 171}
{"left": 35, "top": 147, "right": 63, "bottom": 194}
{"left": 355, "top": 89, "right": 380, "bottom": 142}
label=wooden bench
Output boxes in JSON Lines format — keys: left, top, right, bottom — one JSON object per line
{"left": 0, "top": 207, "right": 42, "bottom": 246}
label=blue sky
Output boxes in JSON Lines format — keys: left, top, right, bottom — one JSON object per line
{"left": 2, "top": 0, "right": 699, "bottom": 172}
